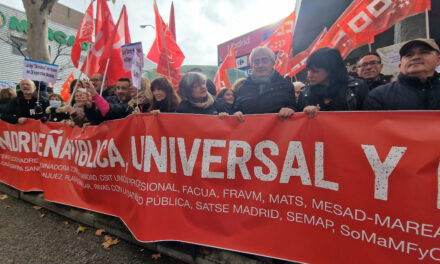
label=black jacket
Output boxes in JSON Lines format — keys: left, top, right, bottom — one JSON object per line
{"left": 152, "top": 99, "right": 177, "bottom": 113}
{"left": 0, "top": 98, "right": 11, "bottom": 115}
{"left": 298, "top": 76, "right": 369, "bottom": 111}
{"left": 84, "top": 96, "right": 151, "bottom": 124}
{"left": 364, "top": 74, "right": 393, "bottom": 90}
{"left": 45, "top": 106, "right": 70, "bottom": 122}
{"left": 1, "top": 91, "right": 49, "bottom": 124}
{"left": 363, "top": 72, "right": 440, "bottom": 110}
{"left": 233, "top": 71, "right": 297, "bottom": 114}
{"left": 176, "top": 100, "right": 226, "bottom": 115}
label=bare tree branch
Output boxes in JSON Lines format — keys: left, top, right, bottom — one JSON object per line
{"left": 0, "top": 35, "right": 27, "bottom": 58}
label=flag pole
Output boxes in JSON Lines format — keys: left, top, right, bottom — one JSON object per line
{"left": 85, "top": 42, "right": 91, "bottom": 80}
{"left": 368, "top": 43, "right": 372, "bottom": 53}
{"left": 68, "top": 72, "right": 83, "bottom": 106}
{"left": 425, "top": 9, "right": 430, "bottom": 39}
{"left": 100, "top": 58, "right": 110, "bottom": 96}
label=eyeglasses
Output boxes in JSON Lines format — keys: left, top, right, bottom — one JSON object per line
{"left": 356, "top": 61, "right": 381, "bottom": 68}
{"left": 252, "top": 57, "right": 271, "bottom": 66}
{"left": 91, "top": 78, "right": 102, "bottom": 82}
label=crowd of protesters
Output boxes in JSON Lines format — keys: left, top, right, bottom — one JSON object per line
{"left": 0, "top": 38, "right": 439, "bottom": 127}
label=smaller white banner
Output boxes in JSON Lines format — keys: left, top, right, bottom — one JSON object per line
{"left": 131, "top": 50, "right": 143, "bottom": 90}
{"left": 0, "top": 81, "right": 16, "bottom": 90}
{"left": 121, "top": 42, "right": 144, "bottom": 71}
{"left": 22, "top": 59, "right": 59, "bottom": 83}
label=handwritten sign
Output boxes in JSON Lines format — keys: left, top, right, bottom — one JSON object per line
{"left": 121, "top": 42, "right": 143, "bottom": 71}
{"left": 22, "top": 59, "right": 59, "bottom": 84}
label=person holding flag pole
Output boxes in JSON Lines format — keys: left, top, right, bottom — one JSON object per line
{"left": 69, "top": 0, "right": 94, "bottom": 105}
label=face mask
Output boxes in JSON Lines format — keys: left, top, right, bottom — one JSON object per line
{"left": 49, "top": 100, "right": 61, "bottom": 108}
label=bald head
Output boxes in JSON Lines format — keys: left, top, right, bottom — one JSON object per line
{"left": 20, "top": 79, "right": 36, "bottom": 96}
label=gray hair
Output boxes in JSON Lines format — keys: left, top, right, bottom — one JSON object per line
{"left": 178, "top": 72, "right": 207, "bottom": 100}
{"left": 249, "top": 47, "right": 275, "bottom": 65}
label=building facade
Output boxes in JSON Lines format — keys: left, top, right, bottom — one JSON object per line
{"left": 0, "top": 3, "right": 83, "bottom": 92}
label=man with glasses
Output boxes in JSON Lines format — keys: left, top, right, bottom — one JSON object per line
{"left": 233, "top": 47, "right": 297, "bottom": 120}
{"left": 363, "top": 39, "right": 440, "bottom": 110}
{"left": 90, "top": 73, "right": 114, "bottom": 100}
{"left": 356, "top": 53, "right": 392, "bottom": 90}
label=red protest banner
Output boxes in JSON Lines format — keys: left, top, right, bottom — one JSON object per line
{"left": 317, "top": 0, "right": 431, "bottom": 58}
{"left": 0, "top": 112, "right": 439, "bottom": 264}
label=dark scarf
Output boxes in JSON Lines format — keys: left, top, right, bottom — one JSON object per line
{"left": 251, "top": 70, "right": 275, "bottom": 94}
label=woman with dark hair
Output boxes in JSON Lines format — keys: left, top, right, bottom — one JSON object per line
{"left": 149, "top": 77, "right": 180, "bottom": 113}
{"left": 216, "top": 88, "right": 235, "bottom": 114}
{"left": 298, "top": 47, "right": 369, "bottom": 116}
{"left": 176, "top": 72, "right": 227, "bottom": 115}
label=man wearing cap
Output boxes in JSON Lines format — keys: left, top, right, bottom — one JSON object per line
{"left": 356, "top": 53, "right": 393, "bottom": 90}
{"left": 363, "top": 39, "right": 440, "bottom": 110}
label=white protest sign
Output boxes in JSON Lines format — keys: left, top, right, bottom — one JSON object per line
{"left": 121, "top": 42, "right": 143, "bottom": 71}
{"left": 22, "top": 59, "right": 59, "bottom": 84}
{"left": 376, "top": 42, "right": 406, "bottom": 76}
{"left": 131, "top": 50, "right": 143, "bottom": 90}
{"left": 0, "top": 81, "right": 16, "bottom": 90}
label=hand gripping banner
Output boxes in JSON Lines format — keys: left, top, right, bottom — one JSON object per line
{"left": 0, "top": 112, "right": 439, "bottom": 264}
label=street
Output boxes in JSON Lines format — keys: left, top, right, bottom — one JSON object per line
{"left": 0, "top": 192, "right": 184, "bottom": 264}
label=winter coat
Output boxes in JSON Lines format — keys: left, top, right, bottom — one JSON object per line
{"left": 298, "top": 76, "right": 369, "bottom": 111}
{"left": 70, "top": 104, "right": 89, "bottom": 127}
{"left": 0, "top": 98, "right": 11, "bottom": 116}
{"left": 364, "top": 74, "right": 393, "bottom": 90}
{"left": 363, "top": 72, "right": 440, "bottom": 110}
{"left": 1, "top": 91, "right": 49, "bottom": 124}
{"left": 45, "top": 105, "right": 70, "bottom": 122}
{"left": 233, "top": 71, "right": 297, "bottom": 114}
{"left": 152, "top": 99, "right": 177, "bottom": 113}
{"left": 176, "top": 96, "right": 227, "bottom": 115}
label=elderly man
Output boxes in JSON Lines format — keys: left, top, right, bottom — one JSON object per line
{"left": 2, "top": 79, "right": 49, "bottom": 124}
{"left": 233, "top": 47, "right": 297, "bottom": 120}
{"left": 356, "top": 53, "right": 392, "bottom": 90}
{"left": 363, "top": 39, "right": 440, "bottom": 110}
{"left": 90, "top": 73, "right": 113, "bottom": 99}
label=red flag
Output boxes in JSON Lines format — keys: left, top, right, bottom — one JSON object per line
{"left": 214, "top": 45, "right": 236, "bottom": 90}
{"left": 81, "top": 13, "right": 115, "bottom": 78}
{"left": 147, "top": 2, "right": 185, "bottom": 87}
{"left": 317, "top": 0, "right": 431, "bottom": 58}
{"left": 259, "top": 11, "right": 295, "bottom": 54}
{"left": 259, "top": 11, "right": 295, "bottom": 76}
{"left": 60, "top": 72, "right": 74, "bottom": 102}
{"left": 71, "top": 2, "right": 94, "bottom": 69}
{"left": 169, "top": 2, "right": 176, "bottom": 40}
{"left": 96, "top": 0, "right": 113, "bottom": 37}
{"left": 286, "top": 28, "right": 328, "bottom": 77}
{"left": 98, "top": 5, "right": 131, "bottom": 85}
